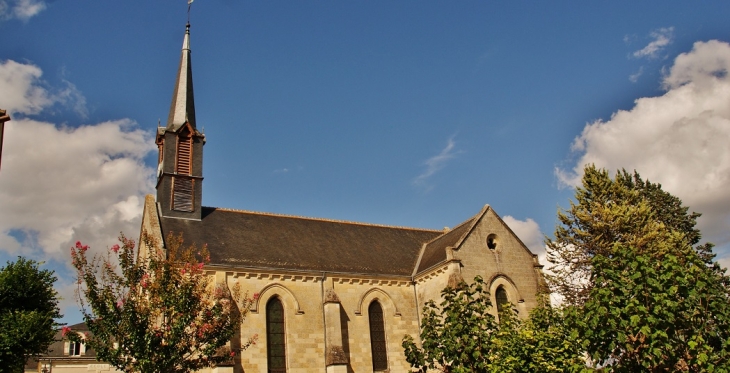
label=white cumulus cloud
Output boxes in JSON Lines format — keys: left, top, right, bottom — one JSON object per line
{"left": 502, "top": 215, "right": 543, "bottom": 256}
{"left": 0, "top": 0, "right": 46, "bottom": 22}
{"left": 0, "top": 60, "right": 54, "bottom": 115}
{"left": 557, "top": 39, "right": 730, "bottom": 255}
{"left": 0, "top": 60, "right": 156, "bottom": 263}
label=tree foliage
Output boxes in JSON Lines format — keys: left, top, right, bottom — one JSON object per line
{"left": 402, "top": 277, "right": 585, "bottom": 373}
{"left": 0, "top": 257, "right": 61, "bottom": 373}
{"left": 547, "top": 165, "right": 730, "bottom": 372}
{"left": 546, "top": 166, "right": 707, "bottom": 306}
{"left": 69, "top": 232, "right": 255, "bottom": 373}
{"left": 403, "top": 276, "right": 498, "bottom": 372}
{"left": 490, "top": 295, "right": 586, "bottom": 373}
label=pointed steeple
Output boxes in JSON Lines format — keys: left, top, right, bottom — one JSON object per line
{"left": 166, "top": 23, "right": 196, "bottom": 130}
{"left": 156, "top": 23, "right": 205, "bottom": 220}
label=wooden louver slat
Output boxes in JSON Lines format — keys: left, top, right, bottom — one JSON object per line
{"left": 172, "top": 134, "right": 194, "bottom": 212}
{"left": 172, "top": 176, "right": 194, "bottom": 212}
{"left": 176, "top": 136, "right": 192, "bottom": 175}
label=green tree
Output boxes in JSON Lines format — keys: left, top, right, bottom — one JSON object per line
{"left": 68, "top": 233, "right": 255, "bottom": 373}
{"left": 403, "top": 278, "right": 588, "bottom": 373}
{"left": 402, "top": 276, "right": 499, "bottom": 372}
{"left": 0, "top": 257, "right": 61, "bottom": 373}
{"left": 490, "top": 295, "right": 586, "bottom": 373}
{"left": 546, "top": 166, "right": 708, "bottom": 306}
{"left": 547, "top": 165, "right": 730, "bottom": 372}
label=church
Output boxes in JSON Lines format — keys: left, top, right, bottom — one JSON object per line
{"left": 139, "top": 23, "right": 545, "bottom": 373}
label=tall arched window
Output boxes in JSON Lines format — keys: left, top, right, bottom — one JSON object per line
{"left": 368, "top": 301, "right": 388, "bottom": 371}
{"left": 266, "top": 297, "right": 286, "bottom": 373}
{"left": 495, "top": 286, "right": 509, "bottom": 314}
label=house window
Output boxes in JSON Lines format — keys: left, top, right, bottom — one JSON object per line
{"left": 68, "top": 341, "right": 82, "bottom": 356}
{"left": 267, "top": 297, "right": 286, "bottom": 373}
{"left": 495, "top": 286, "right": 509, "bottom": 314}
{"left": 369, "top": 301, "right": 388, "bottom": 371}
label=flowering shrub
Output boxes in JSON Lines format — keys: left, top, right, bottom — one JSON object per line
{"left": 68, "top": 232, "right": 256, "bottom": 373}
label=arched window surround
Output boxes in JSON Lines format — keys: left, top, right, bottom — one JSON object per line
{"left": 488, "top": 274, "right": 524, "bottom": 320}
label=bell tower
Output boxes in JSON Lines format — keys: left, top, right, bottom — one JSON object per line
{"left": 156, "top": 23, "right": 205, "bottom": 220}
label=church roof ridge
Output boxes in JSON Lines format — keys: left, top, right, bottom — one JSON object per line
{"left": 205, "top": 206, "right": 443, "bottom": 233}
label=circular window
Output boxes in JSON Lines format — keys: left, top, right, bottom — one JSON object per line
{"left": 487, "top": 234, "right": 498, "bottom": 250}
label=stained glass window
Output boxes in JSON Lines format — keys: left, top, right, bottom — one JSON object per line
{"left": 369, "top": 301, "right": 388, "bottom": 371}
{"left": 267, "top": 298, "right": 286, "bottom": 373}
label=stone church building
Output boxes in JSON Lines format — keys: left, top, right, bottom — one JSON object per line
{"left": 137, "top": 24, "right": 545, "bottom": 373}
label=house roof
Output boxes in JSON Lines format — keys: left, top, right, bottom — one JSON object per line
{"left": 159, "top": 207, "right": 443, "bottom": 276}
{"left": 25, "top": 322, "right": 96, "bottom": 369}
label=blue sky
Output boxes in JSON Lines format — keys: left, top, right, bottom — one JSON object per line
{"left": 1, "top": 1, "right": 730, "bottom": 325}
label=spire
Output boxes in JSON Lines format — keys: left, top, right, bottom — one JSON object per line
{"left": 166, "top": 23, "right": 196, "bottom": 130}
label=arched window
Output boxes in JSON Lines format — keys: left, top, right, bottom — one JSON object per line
{"left": 368, "top": 301, "right": 388, "bottom": 371}
{"left": 266, "top": 298, "right": 286, "bottom": 373}
{"left": 495, "top": 286, "right": 509, "bottom": 314}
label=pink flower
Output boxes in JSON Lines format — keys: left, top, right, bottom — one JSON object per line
{"left": 253, "top": 292, "right": 259, "bottom": 300}
{"left": 75, "top": 241, "right": 88, "bottom": 251}
{"left": 61, "top": 326, "right": 71, "bottom": 337}
{"left": 196, "top": 263, "right": 204, "bottom": 270}
{"left": 116, "top": 299, "right": 124, "bottom": 308}
{"left": 111, "top": 244, "right": 120, "bottom": 253}
{"left": 230, "top": 351, "right": 236, "bottom": 357}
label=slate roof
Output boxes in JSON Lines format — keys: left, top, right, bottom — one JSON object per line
{"left": 167, "top": 24, "right": 196, "bottom": 131}
{"left": 159, "top": 207, "right": 443, "bottom": 276}
{"left": 415, "top": 215, "right": 476, "bottom": 275}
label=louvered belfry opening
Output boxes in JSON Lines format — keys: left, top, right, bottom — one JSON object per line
{"left": 369, "top": 301, "right": 388, "bottom": 371}
{"left": 267, "top": 297, "right": 287, "bottom": 373}
{"left": 172, "top": 128, "right": 194, "bottom": 212}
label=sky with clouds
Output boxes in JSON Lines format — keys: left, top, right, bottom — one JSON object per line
{"left": 1, "top": 1, "right": 730, "bottom": 324}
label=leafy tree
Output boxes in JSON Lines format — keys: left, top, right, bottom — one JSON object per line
{"left": 0, "top": 257, "right": 61, "bottom": 372}
{"left": 490, "top": 295, "right": 586, "bottom": 373}
{"left": 546, "top": 166, "right": 707, "bottom": 306}
{"left": 403, "top": 276, "right": 498, "bottom": 372}
{"left": 403, "top": 278, "right": 588, "bottom": 373}
{"left": 68, "top": 232, "right": 255, "bottom": 373}
{"left": 548, "top": 165, "right": 730, "bottom": 372}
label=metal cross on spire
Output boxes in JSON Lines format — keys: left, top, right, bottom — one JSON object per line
{"left": 187, "top": 0, "right": 194, "bottom": 24}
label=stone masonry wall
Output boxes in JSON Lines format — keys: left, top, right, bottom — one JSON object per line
{"left": 454, "top": 209, "right": 542, "bottom": 317}
{"left": 222, "top": 271, "right": 423, "bottom": 373}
